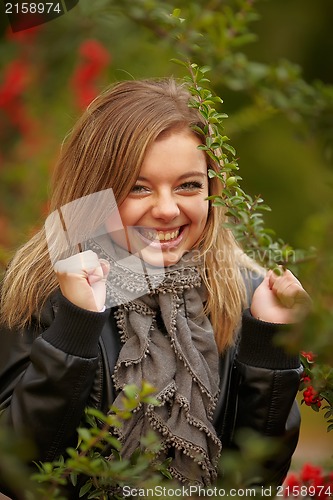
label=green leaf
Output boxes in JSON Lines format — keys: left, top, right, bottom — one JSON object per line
{"left": 78, "top": 428, "right": 92, "bottom": 443}
{"left": 70, "top": 472, "right": 77, "bottom": 486}
{"left": 85, "top": 407, "right": 109, "bottom": 422}
{"left": 200, "top": 65, "right": 211, "bottom": 74}
{"left": 79, "top": 481, "right": 93, "bottom": 497}
{"left": 170, "top": 58, "right": 188, "bottom": 68}
{"left": 222, "top": 143, "right": 236, "bottom": 156}
{"left": 123, "top": 384, "right": 139, "bottom": 400}
{"left": 172, "top": 8, "right": 181, "bottom": 18}
{"left": 207, "top": 170, "right": 218, "bottom": 178}
{"left": 42, "top": 462, "right": 53, "bottom": 474}
{"left": 160, "top": 468, "right": 173, "bottom": 479}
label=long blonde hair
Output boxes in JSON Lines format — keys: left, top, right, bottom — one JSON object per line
{"left": 0, "top": 78, "right": 261, "bottom": 351}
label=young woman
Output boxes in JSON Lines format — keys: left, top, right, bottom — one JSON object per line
{"left": 0, "top": 78, "right": 309, "bottom": 495}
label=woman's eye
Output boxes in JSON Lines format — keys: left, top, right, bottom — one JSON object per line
{"left": 177, "top": 181, "right": 204, "bottom": 191}
{"left": 130, "top": 185, "right": 150, "bottom": 194}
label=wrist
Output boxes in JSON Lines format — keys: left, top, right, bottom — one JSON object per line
{"left": 238, "top": 309, "right": 301, "bottom": 370}
{"left": 42, "top": 291, "right": 109, "bottom": 357}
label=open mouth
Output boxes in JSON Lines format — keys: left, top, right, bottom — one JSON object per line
{"left": 136, "top": 226, "right": 184, "bottom": 245}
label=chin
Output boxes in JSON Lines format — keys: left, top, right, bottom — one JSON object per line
{"left": 139, "top": 248, "right": 183, "bottom": 268}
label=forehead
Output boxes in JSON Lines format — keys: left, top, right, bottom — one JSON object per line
{"left": 139, "top": 130, "right": 207, "bottom": 178}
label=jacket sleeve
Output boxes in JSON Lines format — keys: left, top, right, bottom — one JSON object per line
{"left": 0, "top": 292, "right": 109, "bottom": 462}
{"left": 214, "top": 309, "right": 302, "bottom": 486}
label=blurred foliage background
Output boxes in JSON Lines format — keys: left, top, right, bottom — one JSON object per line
{"left": 0, "top": 0, "right": 332, "bottom": 477}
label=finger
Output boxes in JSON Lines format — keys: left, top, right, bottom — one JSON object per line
{"left": 87, "top": 259, "right": 110, "bottom": 286}
{"left": 267, "top": 268, "right": 285, "bottom": 290}
{"left": 99, "top": 259, "right": 110, "bottom": 279}
{"left": 86, "top": 261, "right": 109, "bottom": 289}
{"left": 268, "top": 269, "right": 306, "bottom": 307}
{"left": 267, "top": 266, "right": 285, "bottom": 286}
{"left": 284, "top": 286, "right": 312, "bottom": 320}
{"left": 269, "top": 269, "right": 301, "bottom": 293}
{"left": 79, "top": 250, "right": 101, "bottom": 273}
{"left": 272, "top": 275, "right": 311, "bottom": 311}
{"left": 275, "top": 282, "right": 304, "bottom": 308}
{"left": 54, "top": 250, "right": 99, "bottom": 275}
{"left": 258, "top": 271, "right": 270, "bottom": 287}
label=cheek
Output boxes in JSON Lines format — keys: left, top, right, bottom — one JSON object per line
{"left": 194, "top": 199, "right": 209, "bottom": 226}
{"left": 104, "top": 199, "right": 140, "bottom": 242}
{"left": 117, "top": 199, "right": 142, "bottom": 226}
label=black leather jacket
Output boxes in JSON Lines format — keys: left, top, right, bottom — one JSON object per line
{"left": 0, "top": 289, "right": 302, "bottom": 496}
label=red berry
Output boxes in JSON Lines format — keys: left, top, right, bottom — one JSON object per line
{"left": 301, "top": 351, "right": 316, "bottom": 362}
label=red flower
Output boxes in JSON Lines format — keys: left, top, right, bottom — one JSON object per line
{"left": 0, "top": 58, "right": 39, "bottom": 149}
{"left": 70, "top": 39, "right": 111, "bottom": 110}
{"left": 301, "top": 463, "right": 323, "bottom": 483}
{"left": 285, "top": 464, "right": 333, "bottom": 500}
{"left": 78, "top": 39, "right": 110, "bottom": 67}
{"left": 0, "top": 60, "right": 30, "bottom": 107}
{"left": 284, "top": 472, "right": 300, "bottom": 489}
{"left": 71, "top": 64, "right": 100, "bottom": 85}
{"left": 75, "top": 85, "right": 98, "bottom": 110}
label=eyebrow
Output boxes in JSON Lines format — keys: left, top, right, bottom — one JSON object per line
{"left": 136, "top": 171, "right": 207, "bottom": 182}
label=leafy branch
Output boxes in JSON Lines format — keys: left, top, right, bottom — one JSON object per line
{"left": 299, "top": 352, "right": 333, "bottom": 432}
{"left": 98, "top": 0, "right": 333, "bottom": 162}
{"left": 176, "top": 59, "right": 314, "bottom": 270}
{"left": 177, "top": 60, "right": 333, "bottom": 430}
{"left": 31, "top": 382, "right": 171, "bottom": 499}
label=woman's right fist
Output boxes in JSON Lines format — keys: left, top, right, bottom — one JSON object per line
{"left": 54, "top": 250, "right": 110, "bottom": 312}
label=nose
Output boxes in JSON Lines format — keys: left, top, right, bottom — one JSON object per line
{"left": 151, "top": 192, "right": 180, "bottom": 222}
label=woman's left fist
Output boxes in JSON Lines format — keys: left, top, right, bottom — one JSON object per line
{"left": 250, "top": 269, "right": 312, "bottom": 324}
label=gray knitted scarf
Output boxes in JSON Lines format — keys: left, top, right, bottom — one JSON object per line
{"left": 87, "top": 235, "right": 222, "bottom": 485}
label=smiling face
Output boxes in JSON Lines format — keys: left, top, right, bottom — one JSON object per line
{"left": 107, "top": 129, "right": 209, "bottom": 267}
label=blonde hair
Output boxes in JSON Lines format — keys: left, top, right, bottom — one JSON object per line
{"left": 0, "top": 78, "right": 262, "bottom": 351}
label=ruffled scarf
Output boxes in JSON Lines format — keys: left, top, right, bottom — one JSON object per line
{"left": 87, "top": 235, "right": 222, "bottom": 485}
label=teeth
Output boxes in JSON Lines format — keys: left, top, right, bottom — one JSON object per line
{"left": 141, "top": 228, "right": 180, "bottom": 242}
